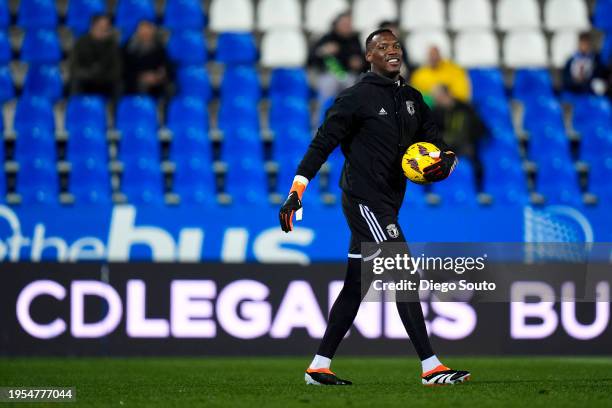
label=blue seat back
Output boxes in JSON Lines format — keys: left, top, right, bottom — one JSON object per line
{"left": 167, "top": 96, "right": 208, "bottom": 130}
{"left": 70, "top": 158, "right": 112, "bottom": 204}
{"left": 15, "top": 96, "right": 55, "bottom": 133}
{"left": 18, "top": 158, "right": 58, "bottom": 204}
{"left": 66, "top": 95, "right": 107, "bottom": 132}
{"left": 122, "top": 157, "right": 164, "bottom": 204}
{"left": 177, "top": 66, "right": 212, "bottom": 100}
{"left": 18, "top": 0, "right": 58, "bottom": 29}
{"left": 21, "top": 30, "right": 61, "bottom": 64}
{"left": 168, "top": 30, "right": 207, "bottom": 66}
{"left": 23, "top": 64, "right": 63, "bottom": 102}
{"left": 116, "top": 95, "right": 157, "bottom": 131}
{"left": 67, "top": 126, "right": 108, "bottom": 162}
{"left": 164, "top": 0, "right": 205, "bottom": 30}
{"left": 216, "top": 33, "right": 257, "bottom": 64}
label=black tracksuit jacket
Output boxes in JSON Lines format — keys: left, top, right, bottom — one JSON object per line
{"left": 296, "top": 72, "right": 448, "bottom": 210}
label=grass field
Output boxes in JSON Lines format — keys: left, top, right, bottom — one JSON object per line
{"left": 1, "top": 357, "right": 611, "bottom": 407}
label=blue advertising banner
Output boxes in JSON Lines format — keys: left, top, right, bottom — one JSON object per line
{"left": 0, "top": 204, "right": 610, "bottom": 262}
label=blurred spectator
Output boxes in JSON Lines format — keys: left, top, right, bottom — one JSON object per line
{"left": 69, "top": 14, "right": 122, "bottom": 98}
{"left": 563, "top": 32, "right": 608, "bottom": 96}
{"left": 308, "top": 12, "right": 365, "bottom": 106}
{"left": 379, "top": 20, "right": 411, "bottom": 76}
{"left": 431, "top": 85, "right": 486, "bottom": 187}
{"left": 411, "top": 46, "right": 471, "bottom": 103}
{"left": 122, "top": 20, "right": 171, "bottom": 98}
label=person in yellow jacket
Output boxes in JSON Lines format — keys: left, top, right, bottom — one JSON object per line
{"left": 411, "top": 46, "right": 471, "bottom": 103}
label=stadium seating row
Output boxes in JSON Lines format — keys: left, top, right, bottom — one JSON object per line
{"left": 0, "top": 27, "right": 595, "bottom": 85}
{"left": 0, "top": 0, "right": 601, "bottom": 34}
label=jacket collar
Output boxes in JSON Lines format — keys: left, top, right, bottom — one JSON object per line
{"left": 359, "top": 71, "right": 405, "bottom": 87}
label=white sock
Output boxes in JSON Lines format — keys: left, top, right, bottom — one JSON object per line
{"left": 421, "top": 355, "right": 443, "bottom": 373}
{"left": 309, "top": 354, "right": 331, "bottom": 370}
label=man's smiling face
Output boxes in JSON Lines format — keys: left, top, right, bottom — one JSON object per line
{"left": 366, "top": 31, "right": 403, "bottom": 78}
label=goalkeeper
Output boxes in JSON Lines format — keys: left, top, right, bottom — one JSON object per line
{"left": 279, "top": 29, "right": 469, "bottom": 386}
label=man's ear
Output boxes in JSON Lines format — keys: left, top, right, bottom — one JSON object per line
{"left": 365, "top": 51, "right": 373, "bottom": 63}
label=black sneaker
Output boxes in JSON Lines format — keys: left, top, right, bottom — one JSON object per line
{"left": 421, "top": 365, "right": 470, "bottom": 386}
{"left": 305, "top": 368, "right": 352, "bottom": 385}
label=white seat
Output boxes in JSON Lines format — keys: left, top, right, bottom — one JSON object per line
{"left": 454, "top": 30, "right": 499, "bottom": 68}
{"left": 449, "top": 0, "right": 493, "bottom": 30}
{"left": 258, "top": 0, "right": 301, "bottom": 31}
{"left": 503, "top": 30, "right": 548, "bottom": 68}
{"left": 261, "top": 29, "right": 308, "bottom": 67}
{"left": 405, "top": 30, "right": 451, "bottom": 66}
{"left": 400, "top": 0, "right": 445, "bottom": 31}
{"left": 497, "top": 0, "right": 540, "bottom": 30}
{"left": 210, "top": 0, "right": 254, "bottom": 32}
{"left": 544, "top": 0, "right": 589, "bottom": 31}
{"left": 551, "top": 31, "right": 579, "bottom": 68}
{"left": 305, "top": 0, "right": 349, "bottom": 34}
{"left": 352, "top": 0, "right": 398, "bottom": 32}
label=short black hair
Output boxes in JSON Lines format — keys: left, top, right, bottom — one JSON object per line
{"left": 578, "top": 31, "right": 592, "bottom": 43}
{"left": 365, "top": 28, "right": 395, "bottom": 51}
{"left": 90, "top": 13, "right": 110, "bottom": 27}
{"left": 379, "top": 20, "right": 399, "bottom": 29}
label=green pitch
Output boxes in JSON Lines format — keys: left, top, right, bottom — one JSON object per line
{"left": 1, "top": 357, "right": 611, "bottom": 407}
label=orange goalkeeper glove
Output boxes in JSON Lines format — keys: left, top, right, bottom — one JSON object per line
{"left": 279, "top": 176, "right": 308, "bottom": 233}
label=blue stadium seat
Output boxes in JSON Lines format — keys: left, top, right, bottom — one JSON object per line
{"left": 579, "top": 124, "right": 612, "bottom": 161}
{"left": 537, "top": 157, "right": 582, "bottom": 206}
{"left": 469, "top": 68, "right": 505, "bottom": 103}
{"left": 221, "top": 126, "right": 263, "bottom": 159}
{"left": 269, "top": 68, "right": 309, "bottom": 100}
{"left": 216, "top": 33, "right": 257, "bottom": 64}
{"left": 0, "top": 65, "right": 15, "bottom": 103}
{"left": 431, "top": 158, "right": 478, "bottom": 206}
{"left": 221, "top": 66, "right": 261, "bottom": 100}
{"left": 273, "top": 126, "right": 311, "bottom": 160}
{"left": 17, "top": 158, "right": 58, "bottom": 204}
{"left": 168, "top": 30, "right": 207, "bottom": 66}
{"left": 119, "top": 126, "right": 159, "bottom": 161}
{"left": 170, "top": 126, "right": 212, "bottom": 162}
{"left": 15, "top": 126, "right": 56, "bottom": 162}
{"left": 573, "top": 96, "right": 611, "bottom": 128}
{"left": 483, "top": 156, "right": 529, "bottom": 205}
{"left": 475, "top": 95, "right": 513, "bottom": 131}
{"left": 116, "top": 95, "right": 157, "bottom": 131}
{"left": 67, "top": 126, "right": 108, "bottom": 163}
{"left": 23, "top": 64, "right": 63, "bottom": 102}
{"left": 164, "top": 0, "right": 205, "bottom": 30}
{"left": 480, "top": 138, "right": 521, "bottom": 162}
{"left": 225, "top": 156, "right": 268, "bottom": 205}
{"left": 174, "top": 156, "right": 216, "bottom": 205}
{"left": 14, "top": 96, "right": 55, "bottom": 133}
{"left": 0, "top": 31, "right": 11, "bottom": 64}
{"left": 0, "top": 0, "right": 9, "bottom": 29}
{"left": 115, "top": 0, "right": 155, "bottom": 42}
{"left": 527, "top": 124, "right": 571, "bottom": 160}
{"left": 276, "top": 156, "right": 322, "bottom": 208}
{"left": 594, "top": 0, "right": 612, "bottom": 31}
{"left": 70, "top": 158, "right": 112, "bottom": 204}
{"left": 218, "top": 97, "right": 260, "bottom": 132}
{"left": 21, "top": 30, "right": 61, "bottom": 64}
{"left": 67, "top": 0, "right": 106, "bottom": 35}
{"left": 523, "top": 96, "right": 564, "bottom": 130}
{"left": 269, "top": 96, "right": 310, "bottom": 133}
{"left": 18, "top": 0, "right": 58, "bottom": 29}
{"left": 122, "top": 157, "right": 164, "bottom": 205}
{"left": 513, "top": 69, "right": 554, "bottom": 101}
{"left": 589, "top": 157, "right": 612, "bottom": 203}
{"left": 177, "top": 66, "right": 212, "bottom": 101}
{"left": 167, "top": 96, "right": 209, "bottom": 131}
{"left": 66, "top": 95, "right": 107, "bottom": 132}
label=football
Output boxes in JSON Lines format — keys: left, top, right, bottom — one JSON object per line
{"left": 401, "top": 142, "right": 441, "bottom": 184}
